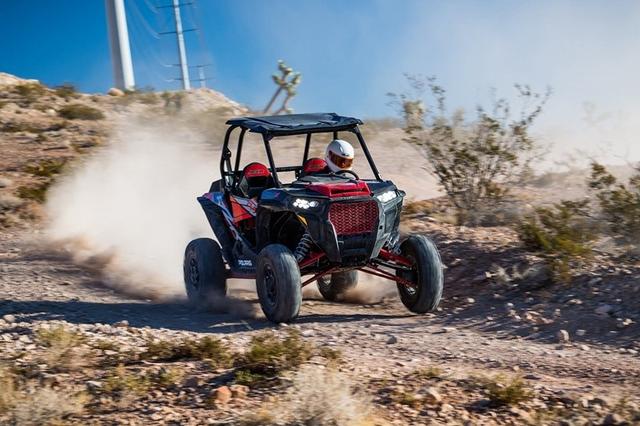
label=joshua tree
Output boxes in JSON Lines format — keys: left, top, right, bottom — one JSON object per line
{"left": 263, "top": 60, "right": 302, "bottom": 115}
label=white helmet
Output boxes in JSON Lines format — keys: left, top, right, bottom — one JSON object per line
{"left": 325, "top": 139, "right": 354, "bottom": 172}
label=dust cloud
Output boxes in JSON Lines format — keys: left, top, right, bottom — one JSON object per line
{"left": 45, "top": 118, "right": 215, "bottom": 300}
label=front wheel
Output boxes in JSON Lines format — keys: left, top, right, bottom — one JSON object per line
{"left": 256, "top": 244, "right": 302, "bottom": 323}
{"left": 317, "top": 270, "right": 358, "bottom": 302}
{"left": 396, "top": 235, "right": 443, "bottom": 313}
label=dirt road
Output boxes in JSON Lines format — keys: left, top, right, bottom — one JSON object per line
{"left": 2, "top": 227, "right": 639, "bottom": 425}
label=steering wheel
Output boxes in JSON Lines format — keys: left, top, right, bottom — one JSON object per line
{"left": 334, "top": 169, "right": 360, "bottom": 180}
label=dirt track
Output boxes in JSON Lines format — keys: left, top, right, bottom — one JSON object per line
{"left": 3, "top": 227, "right": 640, "bottom": 424}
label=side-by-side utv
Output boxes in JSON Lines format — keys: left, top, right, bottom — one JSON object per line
{"left": 183, "top": 113, "right": 443, "bottom": 322}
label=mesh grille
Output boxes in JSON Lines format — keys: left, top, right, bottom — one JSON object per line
{"left": 329, "top": 201, "right": 378, "bottom": 235}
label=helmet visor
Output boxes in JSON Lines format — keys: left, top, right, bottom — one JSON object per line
{"left": 328, "top": 151, "right": 353, "bottom": 169}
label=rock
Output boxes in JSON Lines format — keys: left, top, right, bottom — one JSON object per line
{"left": 386, "top": 335, "right": 398, "bottom": 344}
{"left": 556, "top": 329, "right": 570, "bottom": 343}
{"left": 579, "top": 344, "right": 589, "bottom": 351}
{"left": 211, "top": 386, "right": 232, "bottom": 405}
{"left": 602, "top": 413, "right": 625, "bottom": 425}
{"left": 422, "top": 387, "right": 442, "bottom": 405}
{"left": 301, "top": 329, "right": 315, "bottom": 337}
{"left": 0, "top": 177, "right": 12, "bottom": 188}
{"left": 0, "top": 194, "right": 23, "bottom": 211}
{"left": 184, "top": 376, "right": 204, "bottom": 388}
{"left": 465, "top": 297, "right": 475, "bottom": 304}
{"left": 576, "top": 329, "right": 586, "bottom": 337}
{"left": 229, "top": 384, "right": 249, "bottom": 399}
{"left": 86, "top": 380, "right": 102, "bottom": 391}
{"left": 2, "top": 314, "right": 16, "bottom": 323}
{"left": 595, "top": 304, "right": 614, "bottom": 316}
{"left": 114, "top": 320, "right": 129, "bottom": 328}
{"left": 108, "top": 87, "right": 125, "bottom": 97}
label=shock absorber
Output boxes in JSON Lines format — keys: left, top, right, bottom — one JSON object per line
{"left": 294, "top": 232, "right": 313, "bottom": 262}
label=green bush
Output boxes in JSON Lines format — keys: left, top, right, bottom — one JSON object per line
{"left": 140, "top": 336, "right": 232, "bottom": 367}
{"left": 589, "top": 162, "right": 640, "bottom": 246}
{"left": 234, "top": 330, "right": 312, "bottom": 385}
{"left": 389, "top": 75, "right": 550, "bottom": 224}
{"left": 477, "top": 374, "right": 533, "bottom": 407}
{"left": 58, "top": 103, "right": 104, "bottom": 120}
{"left": 517, "top": 200, "right": 595, "bottom": 282}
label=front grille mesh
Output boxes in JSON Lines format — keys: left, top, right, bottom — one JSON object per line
{"left": 329, "top": 201, "right": 378, "bottom": 235}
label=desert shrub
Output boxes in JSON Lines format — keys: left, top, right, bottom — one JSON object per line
{"left": 389, "top": 75, "right": 550, "bottom": 224}
{"left": 141, "top": 336, "right": 232, "bottom": 367}
{"left": 54, "top": 83, "right": 78, "bottom": 100}
{"left": 17, "top": 182, "right": 51, "bottom": 203}
{"left": 36, "top": 326, "right": 88, "bottom": 371}
{"left": 1, "top": 364, "right": 85, "bottom": 424}
{"left": 103, "top": 364, "right": 150, "bottom": 396}
{"left": 413, "top": 366, "right": 443, "bottom": 380}
{"left": 517, "top": 200, "right": 595, "bottom": 282}
{"left": 12, "top": 82, "right": 47, "bottom": 103}
{"left": 240, "top": 365, "right": 372, "bottom": 426}
{"left": 589, "top": 162, "right": 640, "bottom": 247}
{"left": 23, "top": 158, "right": 67, "bottom": 177}
{"left": 234, "top": 330, "right": 312, "bottom": 385}
{"left": 58, "top": 103, "right": 104, "bottom": 120}
{"left": 475, "top": 374, "right": 533, "bottom": 407}
{"left": 9, "top": 387, "right": 86, "bottom": 425}
{"left": 1, "top": 121, "right": 43, "bottom": 133}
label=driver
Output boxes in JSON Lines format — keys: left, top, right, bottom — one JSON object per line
{"left": 325, "top": 139, "right": 354, "bottom": 172}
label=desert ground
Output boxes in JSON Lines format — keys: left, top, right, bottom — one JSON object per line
{"left": 1, "top": 73, "right": 639, "bottom": 425}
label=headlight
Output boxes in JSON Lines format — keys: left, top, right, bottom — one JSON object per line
{"left": 293, "top": 198, "right": 319, "bottom": 209}
{"left": 376, "top": 190, "right": 397, "bottom": 203}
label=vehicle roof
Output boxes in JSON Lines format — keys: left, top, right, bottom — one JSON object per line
{"left": 226, "top": 112, "right": 363, "bottom": 138}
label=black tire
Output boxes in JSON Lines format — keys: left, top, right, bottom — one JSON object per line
{"left": 183, "top": 238, "right": 227, "bottom": 305}
{"left": 256, "top": 244, "right": 302, "bottom": 323}
{"left": 396, "top": 235, "right": 443, "bottom": 313}
{"left": 317, "top": 270, "right": 358, "bottom": 302}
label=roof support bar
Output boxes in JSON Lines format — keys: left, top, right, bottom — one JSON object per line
{"left": 262, "top": 136, "right": 280, "bottom": 187}
{"left": 353, "top": 127, "right": 382, "bottom": 181}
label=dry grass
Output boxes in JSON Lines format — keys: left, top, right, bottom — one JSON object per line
{"left": 10, "top": 387, "right": 86, "bottom": 426}
{"left": 23, "top": 158, "right": 67, "bottom": 177}
{"left": 240, "top": 365, "right": 373, "bottom": 426}
{"left": 413, "top": 366, "right": 443, "bottom": 380}
{"left": 36, "top": 326, "right": 88, "bottom": 371}
{"left": 58, "top": 103, "right": 104, "bottom": 120}
{"left": 1, "top": 364, "right": 86, "bottom": 425}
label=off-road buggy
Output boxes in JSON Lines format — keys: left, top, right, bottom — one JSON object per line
{"left": 184, "top": 113, "right": 443, "bottom": 322}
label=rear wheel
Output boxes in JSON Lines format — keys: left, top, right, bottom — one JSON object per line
{"left": 256, "top": 244, "right": 302, "bottom": 323}
{"left": 183, "top": 238, "right": 227, "bottom": 305}
{"left": 396, "top": 235, "right": 443, "bottom": 313}
{"left": 317, "top": 270, "right": 358, "bottom": 302}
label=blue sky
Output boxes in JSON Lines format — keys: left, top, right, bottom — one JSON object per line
{"left": 2, "top": 0, "right": 640, "bottom": 162}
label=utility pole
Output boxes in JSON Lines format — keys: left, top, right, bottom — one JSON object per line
{"left": 105, "top": 0, "right": 135, "bottom": 90}
{"left": 172, "top": 0, "right": 191, "bottom": 90}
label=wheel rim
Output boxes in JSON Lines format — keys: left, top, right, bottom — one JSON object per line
{"left": 189, "top": 257, "right": 200, "bottom": 289}
{"left": 398, "top": 254, "right": 419, "bottom": 300}
{"left": 264, "top": 264, "right": 277, "bottom": 307}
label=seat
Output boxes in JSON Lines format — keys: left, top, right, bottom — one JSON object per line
{"left": 237, "top": 162, "right": 274, "bottom": 199}
{"left": 301, "top": 157, "right": 329, "bottom": 176}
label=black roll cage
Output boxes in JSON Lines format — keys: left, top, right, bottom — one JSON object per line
{"left": 220, "top": 124, "right": 382, "bottom": 190}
